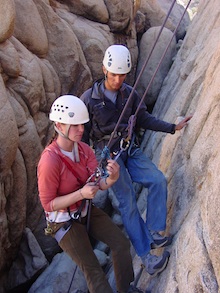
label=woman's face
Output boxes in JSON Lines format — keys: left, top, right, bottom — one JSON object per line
{"left": 58, "top": 123, "right": 84, "bottom": 142}
{"left": 68, "top": 124, "right": 84, "bottom": 142}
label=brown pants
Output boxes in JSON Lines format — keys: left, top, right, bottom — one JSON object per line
{"left": 58, "top": 205, "right": 134, "bottom": 293}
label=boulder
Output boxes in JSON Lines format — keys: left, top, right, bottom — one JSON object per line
{"left": 136, "top": 26, "right": 177, "bottom": 106}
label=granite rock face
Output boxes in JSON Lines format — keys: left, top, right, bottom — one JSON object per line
{"left": 3, "top": 1, "right": 218, "bottom": 293}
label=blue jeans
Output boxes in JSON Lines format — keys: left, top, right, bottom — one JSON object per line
{"left": 96, "top": 147, "right": 167, "bottom": 258}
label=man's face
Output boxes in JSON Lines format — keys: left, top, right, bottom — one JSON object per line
{"left": 103, "top": 67, "right": 126, "bottom": 91}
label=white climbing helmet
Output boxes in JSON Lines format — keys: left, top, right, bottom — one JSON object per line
{"left": 49, "top": 95, "right": 89, "bottom": 125}
{"left": 103, "top": 45, "right": 132, "bottom": 74}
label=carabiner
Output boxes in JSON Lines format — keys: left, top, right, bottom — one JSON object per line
{"left": 86, "top": 167, "right": 103, "bottom": 184}
{"left": 113, "top": 138, "right": 130, "bottom": 161}
{"left": 120, "top": 137, "right": 130, "bottom": 151}
{"left": 71, "top": 212, "right": 80, "bottom": 220}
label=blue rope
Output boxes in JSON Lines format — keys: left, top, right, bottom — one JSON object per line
{"left": 100, "top": 146, "right": 111, "bottom": 176}
{"left": 101, "top": 146, "right": 111, "bottom": 160}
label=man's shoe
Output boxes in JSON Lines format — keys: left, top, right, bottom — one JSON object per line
{"left": 144, "top": 251, "right": 170, "bottom": 277}
{"left": 150, "top": 231, "right": 173, "bottom": 249}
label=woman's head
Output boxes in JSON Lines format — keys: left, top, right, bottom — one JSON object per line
{"left": 49, "top": 95, "right": 89, "bottom": 141}
{"left": 50, "top": 95, "right": 89, "bottom": 125}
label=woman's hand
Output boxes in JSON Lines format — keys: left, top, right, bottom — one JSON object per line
{"left": 80, "top": 182, "right": 99, "bottom": 199}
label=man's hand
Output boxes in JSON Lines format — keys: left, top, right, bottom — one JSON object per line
{"left": 175, "top": 115, "right": 193, "bottom": 131}
{"left": 106, "top": 159, "right": 120, "bottom": 182}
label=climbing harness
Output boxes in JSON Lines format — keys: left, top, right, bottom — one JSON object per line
{"left": 47, "top": 166, "right": 103, "bottom": 242}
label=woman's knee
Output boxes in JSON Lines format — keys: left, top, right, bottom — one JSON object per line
{"left": 115, "top": 233, "right": 131, "bottom": 253}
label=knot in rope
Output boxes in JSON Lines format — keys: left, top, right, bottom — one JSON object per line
{"left": 101, "top": 145, "right": 111, "bottom": 160}
{"left": 99, "top": 146, "right": 111, "bottom": 176}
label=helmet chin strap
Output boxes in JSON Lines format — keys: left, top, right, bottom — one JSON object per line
{"left": 54, "top": 124, "right": 71, "bottom": 140}
{"left": 54, "top": 124, "right": 80, "bottom": 162}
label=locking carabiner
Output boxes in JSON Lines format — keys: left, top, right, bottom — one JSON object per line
{"left": 113, "top": 137, "right": 130, "bottom": 161}
{"left": 120, "top": 137, "right": 130, "bottom": 151}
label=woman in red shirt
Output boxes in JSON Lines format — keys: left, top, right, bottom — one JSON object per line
{"left": 38, "top": 95, "right": 138, "bottom": 293}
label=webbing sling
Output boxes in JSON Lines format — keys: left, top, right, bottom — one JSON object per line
{"left": 58, "top": 154, "right": 86, "bottom": 219}
{"left": 54, "top": 155, "right": 89, "bottom": 243}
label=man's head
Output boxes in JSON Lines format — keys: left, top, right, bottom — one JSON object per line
{"left": 103, "top": 45, "right": 132, "bottom": 74}
{"left": 103, "top": 45, "right": 132, "bottom": 91}
{"left": 49, "top": 95, "right": 89, "bottom": 140}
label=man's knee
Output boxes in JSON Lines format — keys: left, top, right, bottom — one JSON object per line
{"left": 152, "top": 169, "right": 167, "bottom": 186}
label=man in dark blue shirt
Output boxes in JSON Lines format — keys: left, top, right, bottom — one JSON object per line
{"left": 81, "top": 44, "right": 192, "bottom": 277}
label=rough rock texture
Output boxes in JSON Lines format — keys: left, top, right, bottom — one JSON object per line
{"left": 137, "top": 0, "right": 220, "bottom": 292}
{"left": 1, "top": 0, "right": 213, "bottom": 292}
{"left": 0, "top": 0, "right": 15, "bottom": 43}
{"left": 136, "top": 26, "right": 177, "bottom": 106}
{"left": 6, "top": 228, "right": 48, "bottom": 292}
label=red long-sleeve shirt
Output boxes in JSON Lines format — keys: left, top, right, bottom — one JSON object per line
{"left": 38, "top": 140, "right": 98, "bottom": 222}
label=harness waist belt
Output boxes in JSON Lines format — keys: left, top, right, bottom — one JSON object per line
{"left": 54, "top": 220, "right": 72, "bottom": 243}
